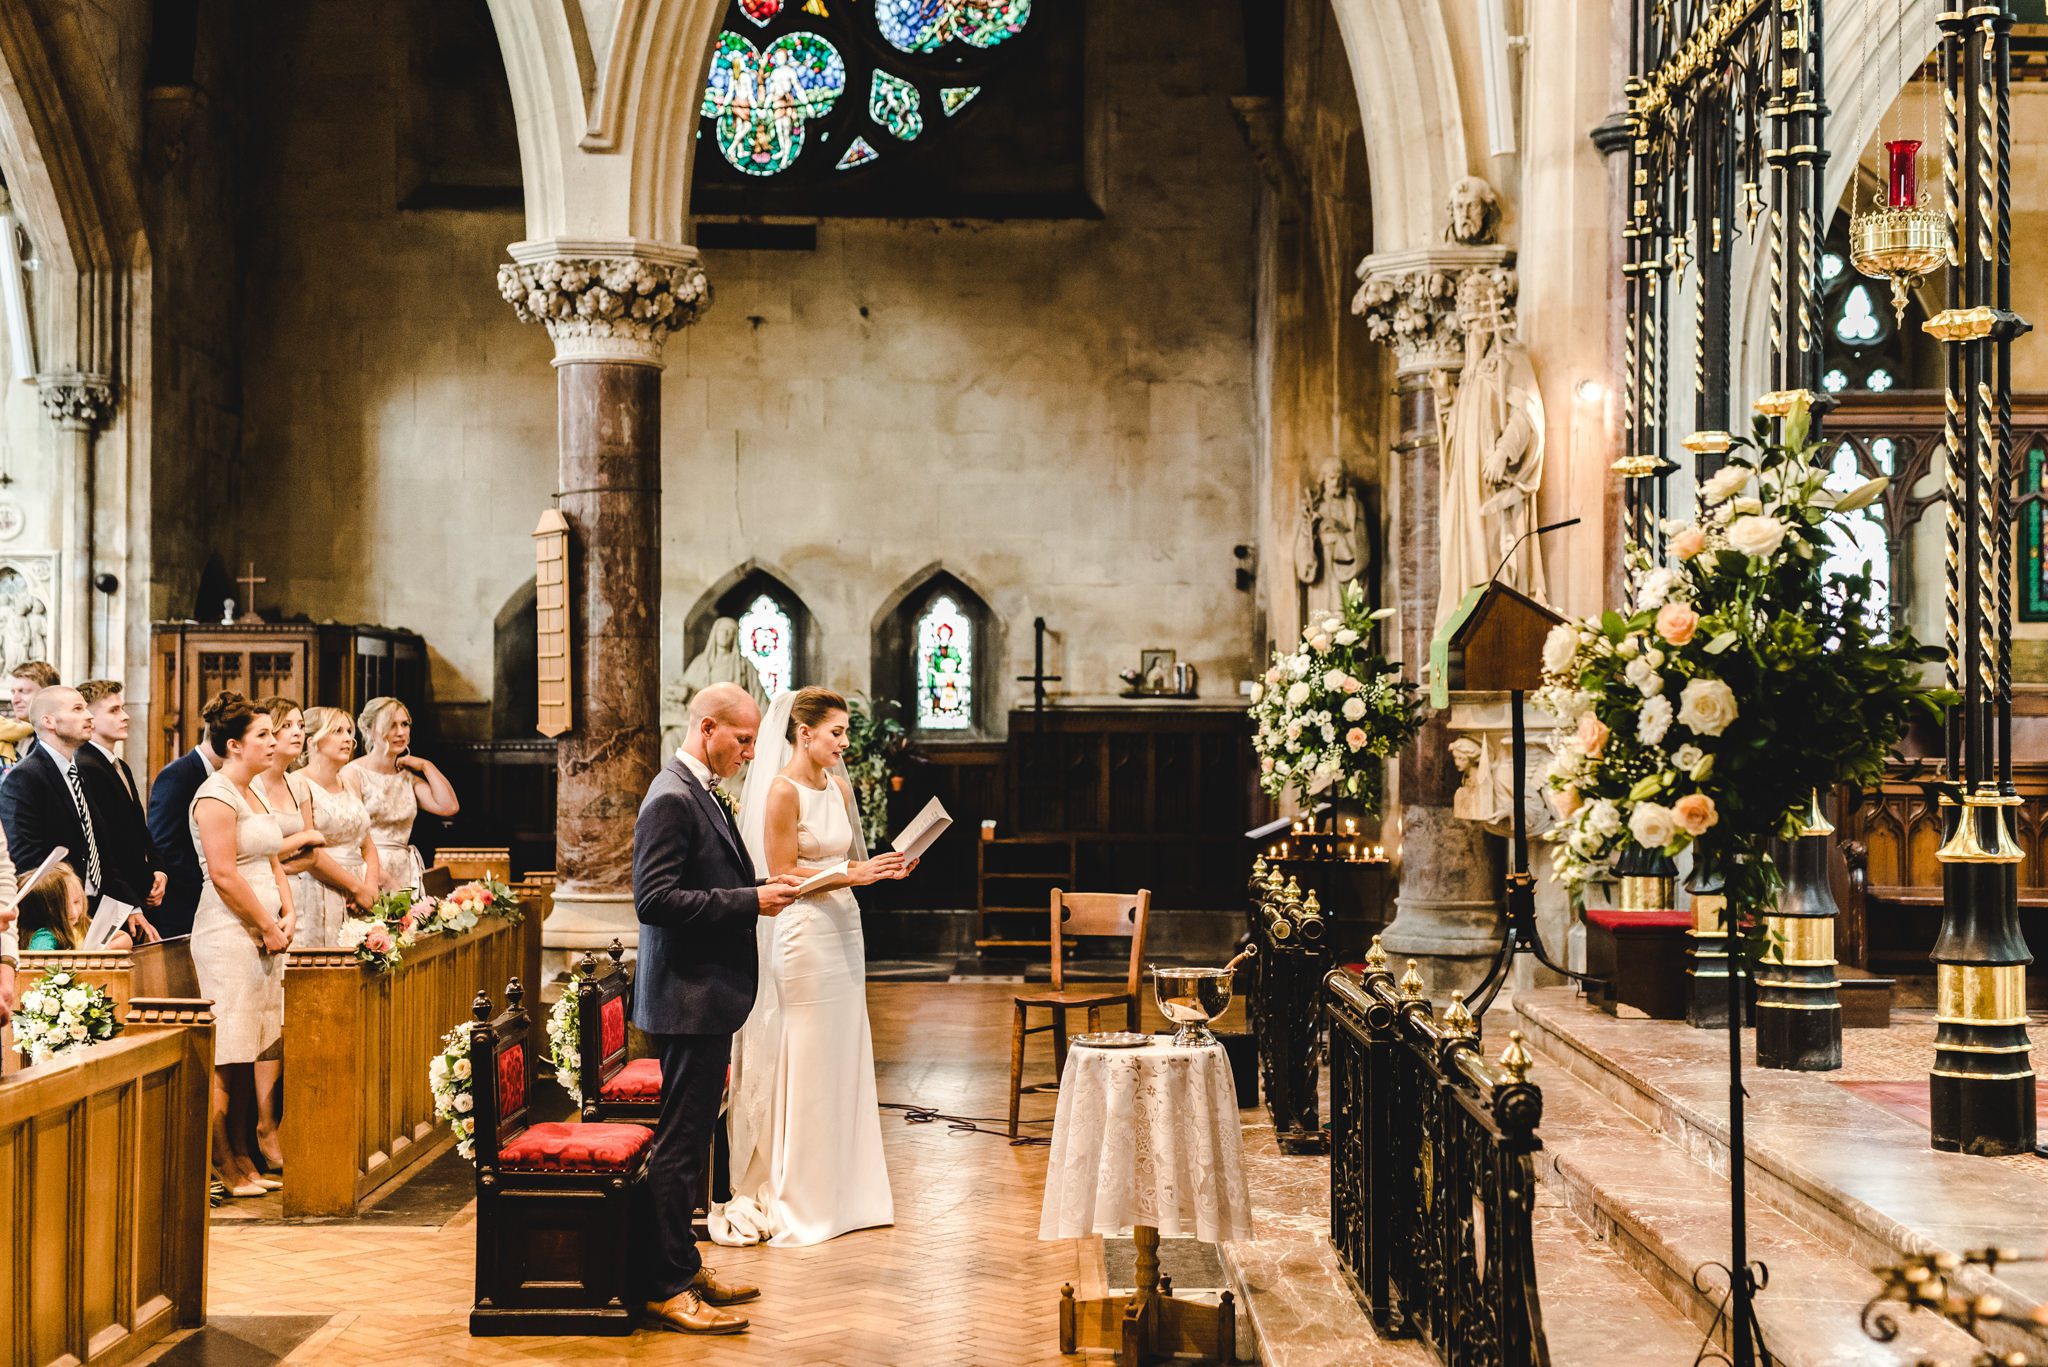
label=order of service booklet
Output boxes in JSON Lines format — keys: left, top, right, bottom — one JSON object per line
{"left": 891, "top": 797, "right": 953, "bottom": 862}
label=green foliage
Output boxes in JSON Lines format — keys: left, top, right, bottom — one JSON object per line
{"left": 843, "top": 694, "right": 911, "bottom": 848}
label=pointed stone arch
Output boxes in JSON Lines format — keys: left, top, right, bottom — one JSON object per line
{"left": 871, "top": 564, "right": 1002, "bottom": 738}
{"left": 681, "top": 559, "right": 819, "bottom": 696}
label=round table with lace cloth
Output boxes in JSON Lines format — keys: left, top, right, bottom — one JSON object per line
{"left": 1038, "top": 1038, "right": 1252, "bottom": 1363}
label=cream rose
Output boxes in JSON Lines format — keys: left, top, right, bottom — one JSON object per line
{"left": 1287, "top": 681, "right": 1311, "bottom": 706}
{"left": 1323, "top": 670, "right": 1348, "bottom": 692}
{"left": 1700, "top": 465, "right": 1750, "bottom": 504}
{"left": 1542, "top": 622, "right": 1580, "bottom": 675}
{"left": 1726, "top": 514, "right": 1789, "bottom": 559}
{"left": 1310, "top": 633, "right": 1332, "bottom": 652}
{"left": 1673, "top": 792, "right": 1719, "bottom": 836}
{"left": 1655, "top": 601, "right": 1699, "bottom": 647}
{"left": 1334, "top": 628, "right": 1360, "bottom": 646}
{"left": 1342, "top": 696, "right": 1367, "bottom": 722}
{"left": 1586, "top": 800, "right": 1623, "bottom": 837}
{"left": 1678, "top": 676, "right": 1738, "bottom": 736}
{"left": 1629, "top": 802, "right": 1677, "bottom": 850}
{"left": 1575, "top": 712, "right": 1610, "bottom": 757}
{"left": 1671, "top": 526, "right": 1708, "bottom": 560}
{"left": 1625, "top": 655, "right": 1664, "bottom": 697}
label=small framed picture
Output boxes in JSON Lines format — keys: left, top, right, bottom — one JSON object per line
{"left": 1139, "top": 648, "right": 1177, "bottom": 689}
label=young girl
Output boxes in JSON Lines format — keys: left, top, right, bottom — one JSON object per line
{"left": 17, "top": 864, "right": 131, "bottom": 951}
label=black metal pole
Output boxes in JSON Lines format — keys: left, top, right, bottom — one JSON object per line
{"left": 1725, "top": 929, "right": 1754, "bottom": 1367}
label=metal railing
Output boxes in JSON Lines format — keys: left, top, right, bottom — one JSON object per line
{"left": 1327, "top": 947, "right": 1549, "bottom": 1367}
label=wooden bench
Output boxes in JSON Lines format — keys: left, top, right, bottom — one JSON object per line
{"left": 437, "top": 846, "right": 513, "bottom": 884}
{"left": 0, "top": 995, "right": 213, "bottom": 1365}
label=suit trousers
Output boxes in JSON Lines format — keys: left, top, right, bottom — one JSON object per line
{"left": 640, "top": 1030, "right": 732, "bottom": 1301}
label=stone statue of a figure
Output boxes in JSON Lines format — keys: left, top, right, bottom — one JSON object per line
{"left": 1293, "top": 459, "right": 1368, "bottom": 620}
{"left": 662, "top": 616, "right": 769, "bottom": 753}
{"left": 1434, "top": 269, "right": 1546, "bottom": 639}
{"left": 1444, "top": 176, "right": 1502, "bottom": 246}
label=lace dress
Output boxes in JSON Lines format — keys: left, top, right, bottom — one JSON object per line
{"left": 187, "top": 772, "right": 287, "bottom": 1064}
{"left": 355, "top": 765, "right": 422, "bottom": 895}
{"left": 726, "top": 775, "right": 893, "bottom": 1246}
{"left": 295, "top": 774, "right": 373, "bottom": 946}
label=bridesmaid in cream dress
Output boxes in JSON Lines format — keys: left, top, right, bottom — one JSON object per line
{"left": 293, "top": 707, "right": 381, "bottom": 942}
{"left": 345, "top": 697, "right": 458, "bottom": 895}
{"left": 188, "top": 692, "right": 298, "bottom": 1198}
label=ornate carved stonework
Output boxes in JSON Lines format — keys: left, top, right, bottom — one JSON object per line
{"left": 0, "top": 553, "right": 58, "bottom": 674}
{"left": 497, "top": 244, "right": 711, "bottom": 366}
{"left": 36, "top": 374, "right": 114, "bottom": 431}
{"left": 1352, "top": 246, "right": 1517, "bottom": 375}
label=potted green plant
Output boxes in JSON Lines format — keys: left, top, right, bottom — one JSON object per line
{"left": 844, "top": 695, "right": 911, "bottom": 849}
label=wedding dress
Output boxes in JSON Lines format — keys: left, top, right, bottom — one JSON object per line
{"left": 722, "top": 692, "right": 894, "bottom": 1247}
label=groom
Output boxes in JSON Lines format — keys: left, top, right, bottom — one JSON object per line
{"left": 633, "top": 681, "right": 804, "bottom": 1335}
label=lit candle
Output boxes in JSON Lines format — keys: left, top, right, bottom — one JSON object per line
{"left": 1344, "top": 818, "right": 1357, "bottom": 836}
{"left": 1279, "top": 841, "right": 1289, "bottom": 859}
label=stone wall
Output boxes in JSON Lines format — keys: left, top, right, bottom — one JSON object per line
{"left": 224, "top": 0, "right": 1261, "bottom": 735}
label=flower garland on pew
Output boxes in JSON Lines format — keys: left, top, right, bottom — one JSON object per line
{"left": 13, "top": 969, "right": 119, "bottom": 1066}
{"left": 338, "top": 877, "right": 525, "bottom": 974}
{"left": 427, "top": 1024, "right": 478, "bottom": 1159}
{"left": 546, "top": 992, "right": 582, "bottom": 1106}
{"left": 1249, "top": 579, "right": 1425, "bottom": 814}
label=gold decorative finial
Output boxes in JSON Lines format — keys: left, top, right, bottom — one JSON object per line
{"left": 1499, "top": 1030, "right": 1534, "bottom": 1083}
{"left": 1798, "top": 788, "right": 1835, "bottom": 837}
{"left": 1441, "top": 999, "right": 1477, "bottom": 1039}
{"left": 1301, "top": 890, "right": 1322, "bottom": 916}
{"left": 1399, "top": 960, "right": 1426, "bottom": 1001}
{"left": 1364, "top": 935, "right": 1390, "bottom": 974}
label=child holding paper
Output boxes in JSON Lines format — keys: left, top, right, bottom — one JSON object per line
{"left": 18, "top": 864, "right": 129, "bottom": 951}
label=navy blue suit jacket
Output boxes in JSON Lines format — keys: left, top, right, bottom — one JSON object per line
{"left": 145, "top": 747, "right": 211, "bottom": 939}
{"left": 630, "top": 757, "right": 763, "bottom": 1037}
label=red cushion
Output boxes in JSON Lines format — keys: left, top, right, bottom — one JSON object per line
{"left": 601, "top": 995, "right": 625, "bottom": 1061}
{"left": 600, "top": 1056, "right": 663, "bottom": 1101}
{"left": 497, "top": 1121, "right": 652, "bottom": 1172}
{"left": 497, "top": 1044, "right": 527, "bottom": 1118}
{"left": 1585, "top": 908, "right": 1694, "bottom": 931}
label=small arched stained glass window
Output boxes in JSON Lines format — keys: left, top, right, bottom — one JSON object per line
{"left": 737, "top": 593, "right": 796, "bottom": 696}
{"left": 1866, "top": 367, "right": 1895, "bottom": 392}
{"left": 915, "top": 595, "right": 973, "bottom": 730}
{"left": 1835, "top": 285, "right": 1883, "bottom": 344}
{"left": 1822, "top": 368, "right": 1849, "bottom": 394}
{"left": 1821, "top": 252, "right": 1845, "bottom": 281}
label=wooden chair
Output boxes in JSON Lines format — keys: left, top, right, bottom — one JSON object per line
{"left": 469, "top": 978, "right": 652, "bottom": 1337}
{"left": 574, "top": 942, "right": 662, "bottom": 1124}
{"left": 1008, "top": 889, "right": 1152, "bottom": 1138}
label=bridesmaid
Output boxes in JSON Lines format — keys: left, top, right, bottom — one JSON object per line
{"left": 188, "top": 692, "right": 296, "bottom": 1199}
{"left": 293, "top": 707, "right": 380, "bottom": 944}
{"left": 346, "top": 697, "right": 458, "bottom": 895}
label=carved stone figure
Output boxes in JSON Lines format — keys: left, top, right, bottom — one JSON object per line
{"left": 1293, "top": 459, "right": 1369, "bottom": 620}
{"left": 1434, "top": 269, "right": 1546, "bottom": 639}
{"left": 667, "top": 616, "right": 768, "bottom": 717}
{"left": 1444, "top": 176, "right": 1502, "bottom": 246}
{"left": 0, "top": 568, "right": 49, "bottom": 674}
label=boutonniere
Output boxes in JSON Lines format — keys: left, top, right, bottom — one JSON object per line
{"left": 710, "top": 784, "right": 739, "bottom": 818}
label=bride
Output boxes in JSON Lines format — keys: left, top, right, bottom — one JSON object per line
{"left": 722, "top": 686, "right": 911, "bottom": 1246}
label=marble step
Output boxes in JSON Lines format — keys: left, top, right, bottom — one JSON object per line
{"left": 1513, "top": 987, "right": 2048, "bottom": 1358}
{"left": 1522, "top": 1016, "right": 1987, "bottom": 1365}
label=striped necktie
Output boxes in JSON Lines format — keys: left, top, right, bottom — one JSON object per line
{"left": 63, "top": 760, "right": 102, "bottom": 895}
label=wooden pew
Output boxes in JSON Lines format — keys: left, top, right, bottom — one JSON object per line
{"left": 11, "top": 940, "right": 205, "bottom": 1048}
{"left": 435, "top": 846, "right": 513, "bottom": 885}
{"left": 282, "top": 911, "right": 541, "bottom": 1217}
{"left": 0, "top": 997, "right": 213, "bottom": 1367}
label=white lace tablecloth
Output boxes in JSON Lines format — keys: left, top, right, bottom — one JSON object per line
{"left": 1037, "top": 1038, "right": 1254, "bottom": 1243}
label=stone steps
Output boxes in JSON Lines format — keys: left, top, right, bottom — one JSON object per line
{"left": 1513, "top": 989, "right": 2025, "bottom": 1364}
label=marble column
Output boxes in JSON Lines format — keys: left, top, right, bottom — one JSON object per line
{"left": 37, "top": 373, "right": 112, "bottom": 679}
{"left": 498, "top": 243, "right": 711, "bottom": 974}
{"left": 1354, "top": 246, "right": 1514, "bottom": 1000}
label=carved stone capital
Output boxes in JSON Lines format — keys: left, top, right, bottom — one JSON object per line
{"left": 1351, "top": 245, "right": 1516, "bottom": 375}
{"left": 498, "top": 239, "right": 711, "bottom": 368}
{"left": 36, "top": 374, "right": 114, "bottom": 432}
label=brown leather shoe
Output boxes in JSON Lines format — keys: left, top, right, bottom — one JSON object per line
{"left": 690, "top": 1266, "right": 761, "bottom": 1306}
{"left": 642, "top": 1290, "right": 748, "bottom": 1334}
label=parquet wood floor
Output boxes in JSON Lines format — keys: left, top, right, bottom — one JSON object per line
{"left": 140, "top": 983, "right": 1248, "bottom": 1367}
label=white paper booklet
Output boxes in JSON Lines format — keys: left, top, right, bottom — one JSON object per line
{"left": 792, "top": 860, "right": 850, "bottom": 897}
{"left": 891, "top": 797, "right": 953, "bottom": 862}
{"left": 84, "top": 895, "right": 139, "bottom": 949}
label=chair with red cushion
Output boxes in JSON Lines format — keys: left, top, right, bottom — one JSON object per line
{"left": 469, "top": 978, "right": 651, "bottom": 1337}
{"left": 576, "top": 941, "right": 664, "bottom": 1123}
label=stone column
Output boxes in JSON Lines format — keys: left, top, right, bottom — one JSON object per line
{"left": 1354, "top": 247, "right": 1513, "bottom": 1000}
{"left": 37, "top": 373, "right": 112, "bottom": 678}
{"left": 498, "top": 243, "right": 710, "bottom": 973}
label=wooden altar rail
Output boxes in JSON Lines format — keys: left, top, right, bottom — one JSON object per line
{"left": 0, "top": 999, "right": 213, "bottom": 1367}
{"left": 282, "top": 912, "right": 538, "bottom": 1217}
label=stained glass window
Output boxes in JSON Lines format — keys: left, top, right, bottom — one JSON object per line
{"left": 737, "top": 593, "right": 796, "bottom": 696}
{"left": 915, "top": 595, "right": 973, "bottom": 730}
{"left": 1821, "top": 252, "right": 1845, "bottom": 281}
{"left": 1817, "top": 211, "right": 1933, "bottom": 393}
{"left": 1866, "top": 368, "right": 1895, "bottom": 392}
{"left": 1822, "top": 368, "right": 1849, "bottom": 394}
{"left": 1834, "top": 285, "right": 1883, "bottom": 344}
{"left": 2024, "top": 444, "right": 2048, "bottom": 622}
{"left": 697, "top": 0, "right": 1033, "bottom": 183}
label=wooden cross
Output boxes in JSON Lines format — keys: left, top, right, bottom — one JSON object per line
{"left": 235, "top": 561, "right": 267, "bottom": 624}
{"left": 1013, "top": 616, "right": 1062, "bottom": 731}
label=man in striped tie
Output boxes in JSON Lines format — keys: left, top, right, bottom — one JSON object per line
{"left": 0, "top": 686, "right": 120, "bottom": 934}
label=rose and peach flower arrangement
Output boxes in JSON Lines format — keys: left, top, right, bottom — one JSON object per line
{"left": 338, "top": 890, "right": 425, "bottom": 972}
{"left": 1537, "top": 395, "right": 1948, "bottom": 914}
{"left": 1249, "top": 579, "right": 1427, "bottom": 816}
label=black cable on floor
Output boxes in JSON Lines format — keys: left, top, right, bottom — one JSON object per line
{"left": 882, "top": 1101, "right": 1053, "bottom": 1146}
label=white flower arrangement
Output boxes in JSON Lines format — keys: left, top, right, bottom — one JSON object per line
{"left": 14, "top": 970, "right": 119, "bottom": 1067}
{"left": 428, "top": 1023, "right": 479, "bottom": 1160}
{"left": 546, "top": 990, "right": 583, "bottom": 1106}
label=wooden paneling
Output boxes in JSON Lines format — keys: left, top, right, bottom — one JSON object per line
{"left": 0, "top": 1004, "right": 211, "bottom": 1367}
{"left": 438, "top": 741, "right": 558, "bottom": 878}
{"left": 282, "top": 913, "right": 538, "bottom": 1217}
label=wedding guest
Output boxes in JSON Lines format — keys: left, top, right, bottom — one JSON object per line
{"left": 17, "top": 863, "right": 129, "bottom": 951}
{"left": 346, "top": 697, "right": 457, "bottom": 895}
{"left": 0, "top": 838, "right": 18, "bottom": 1026}
{"left": 0, "top": 686, "right": 137, "bottom": 940}
{"left": 147, "top": 731, "right": 220, "bottom": 940}
{"left": 248, "top": 698, "right": 328, "bottom": 1170}
{"left": 291, "top": 707, "right": 379, "bottom": 946}
{"left": 188, "top": 691, "right": 295, "bottom": 1198}
{"left": 3, "top": 660, "right": 58, "bottom": 772}
{"left": 76, "top": 679, "right": 167, "bottom": 939}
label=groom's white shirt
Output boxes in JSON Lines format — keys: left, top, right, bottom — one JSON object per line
{"left": 676, "top": 747, "right": 715, "bottom": 791}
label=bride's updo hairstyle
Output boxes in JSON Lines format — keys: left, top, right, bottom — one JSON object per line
{"left": 202, "top": 690, "right": 261, "bottom": 753}
{"left": 786, "top": 686, "right": 849, "bottom": 742}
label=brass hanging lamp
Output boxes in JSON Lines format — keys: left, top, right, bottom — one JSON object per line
{"left": 1850, "top": 6, "right": 1947, "bottom": 323}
